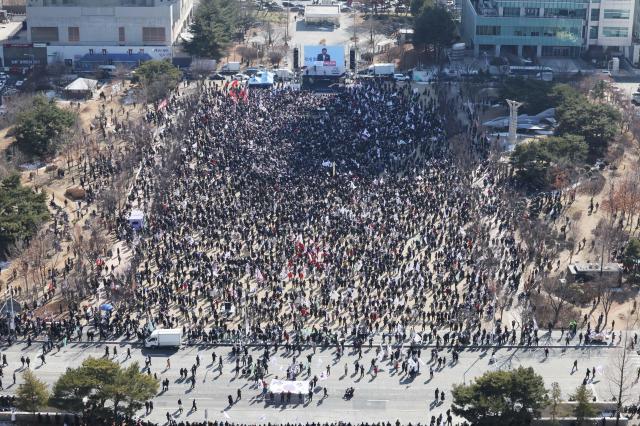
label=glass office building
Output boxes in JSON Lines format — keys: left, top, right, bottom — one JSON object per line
{"left": 461, "top": 0, "right": 634, "bottom": 58}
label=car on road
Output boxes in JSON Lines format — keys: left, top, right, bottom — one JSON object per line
{"left": 209, "top": 73, "right": 226, "bottom": 81}
{"left": 15, "top": 80, "right": 24, "bottom": 88}
{"left": 232, "top": 74, "right": 250, "bottom": 81}
{"left": 393, "top": 73, "right": 409, "bottom": 81}
{"left": 290, "top": 6, "right": 301, "bottom": 11}
{"left": 282, "top": 1, "right": 294, "bottom": 6}
{"left": 341, "top": 5, "right": 352, "bottom": 12}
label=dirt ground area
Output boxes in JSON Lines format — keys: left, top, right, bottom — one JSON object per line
{"left": 0, "top": 81, "right": 144, "bottom": 318}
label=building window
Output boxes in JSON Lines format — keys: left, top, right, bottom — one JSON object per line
{"left": 102, "top": 48, "right": 107, "bottom": 55}
{"left": 476, "top": 25, "right": 501, "bottom": 36}
{"left": 128, "top": 48, "right": 133, "bottom": 55}
{"left": 591, "top": 8, "right": 600, "bottom": 20}
{"left": 502, "top": 7, "right": 520, "bottom": 16}
{"left": 119, "top": 27, "right": 125, "bottom": 43}
{"left": 30, "top": 27, "right": 59, "bottom": 42}
{"left": 589, "top": 26, "right": 598, "bottom": 38}
{"left": 602, "top": 26, "right": 629, "bottom": 37}
{"left": 142, "top": 27, "right": 166, "bottom": 44}
{"left": 89, "top": 48, "right": 94, "bottom": 55}
{"left": 68, "top": 26, "right": 79, "bottom": 42}
{"left": 524, "top": 7, "right": 538, "bottom": 16}
{"left": 603, "top": 9, "right": 629, "bottom": 19}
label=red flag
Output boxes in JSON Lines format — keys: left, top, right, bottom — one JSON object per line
{"left": 231, "top": 79, "right": 239, "bottom": 88}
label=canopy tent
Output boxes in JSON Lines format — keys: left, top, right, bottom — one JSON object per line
{"left": 269, "top": 379, "right": 310, "bottom": 394}
{"left": 248, "top": 71, "right": 275, "bottom": 88}
{"left": 127, "top": 209, "right": 145, "bottom": 231}
{"left": 64, "top": 77, "right": 98, "bottom": 98}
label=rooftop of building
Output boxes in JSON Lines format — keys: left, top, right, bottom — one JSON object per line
{"left": 0, "top": 20, "right": 25, "bottom": 42}
{"left": 568, "top": 263, "right": 623, "bottom": 274}
{"left": 304, "top": 4, "right": 340, "bottom": 16}
{"left": 27, "top": 0, "right": 175, "bottom": 7}
{"left": 470, "top": 0, "right": 591, "bottom": 17}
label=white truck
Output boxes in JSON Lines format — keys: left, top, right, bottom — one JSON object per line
{"left": 144, "top": 328, "right": 182, "bottom": 348}
{"left": 220, "top": 62, "right": 241, "bottom": 74}
{"left": 366, "top": 63, "right": 395, "bottom": 77}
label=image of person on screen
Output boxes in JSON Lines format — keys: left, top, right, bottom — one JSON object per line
{"left": 316, "top": 48, "right": 331, "bottom": 62}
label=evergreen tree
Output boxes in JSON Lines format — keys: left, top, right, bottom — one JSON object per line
{"left": 185, "top": 0, "right": 239, "bottom": 59}
{"left": 16, "top": 370, "right": 50, "bottom": 412}
{"left": 0, "top": 174, "right": 49, "bottom": 256}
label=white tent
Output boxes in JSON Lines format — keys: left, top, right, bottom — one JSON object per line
{"left": 127, "top": 209, "right": 145, "bottom": 231}
{"left": 64, "top": 77, "right": 98, "bottom": 98}
{"left": 65, "top": 77, "right": 98, "bottom": 92}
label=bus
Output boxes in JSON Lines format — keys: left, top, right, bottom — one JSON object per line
{"left": 509, "top": 66, "right": 553, "bottom": 82}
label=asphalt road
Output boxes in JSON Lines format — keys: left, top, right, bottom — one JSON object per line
{"left": 1, "top": 340, "right": 637, "bottom": 425}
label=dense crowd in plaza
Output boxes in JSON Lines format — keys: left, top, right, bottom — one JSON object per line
{"left": 81, "top": 78, "right": 536, "bottom": 354}
{"left": 0, "top": 77, "right": 548, "bottom": 355}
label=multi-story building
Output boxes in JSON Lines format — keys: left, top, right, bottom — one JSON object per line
{"left": 461, "top": 0, "right": 635, "bottom": 59}
{"left": 23, "top": 0, "right": 193, "bottom": 68}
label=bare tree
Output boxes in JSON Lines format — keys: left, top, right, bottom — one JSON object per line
{"left": 542, "top": 277, "right": 573, "bottom": 326}
{"left": 550, "top": 382, "right": 562, "bottom": 423}
{"left": 237, "top": 46, "right": 259, "bottom": 65}
{"left": 267, "top": 49, "right": 284, "bottom": 67}
{"left": 599, "top": 285, "right": 616, "bottom": 332}
{"left": 607, "top": 305, "right": 637, "bottom": 426}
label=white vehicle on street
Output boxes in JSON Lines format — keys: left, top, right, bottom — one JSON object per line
{"left": 144, "top": 328, "right": 182, "bottom": 348}
{"left": 393, "top": 73, "right": 409, "bottom": 81}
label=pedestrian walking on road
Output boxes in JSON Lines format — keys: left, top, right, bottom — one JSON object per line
{"left": 192, "top": 399, "right": 197, "bottom": 411}
{"left": 126, "top": 348, "right": 131, "bottom": 359}
{"left": 237, "top": 388, "right": 242, "bottom": 401}
{"left": 25, "top": 357, "right": 30, "bottom": 368}
{"left": 178, "top": 398, "right": 183, "bottom": 414}
{"left": 572, "top": 360, "right": 578, "bottom": 373}
{"left": 227, "top": 395, "right": 233, "bottom": 406}
{"left": 40, "top": 354, "right": 46, "bottom": 365}
{"left": 166, "top": 358, "right": 171, "bottom": 370}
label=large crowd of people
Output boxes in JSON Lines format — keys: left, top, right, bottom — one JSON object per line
{"left": 77, "top": 79, "right": 533, "bottom": 352}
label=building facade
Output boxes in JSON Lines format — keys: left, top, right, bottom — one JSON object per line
{"left": 25, "top": 0, "right": 193, "bottom": 67}
{"left": 461, "top": 0, "right": 635, "bottom": 58}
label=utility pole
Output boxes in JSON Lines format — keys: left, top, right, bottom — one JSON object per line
{"left": 284, "top": 6, "right": 289, "bottom": 46}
